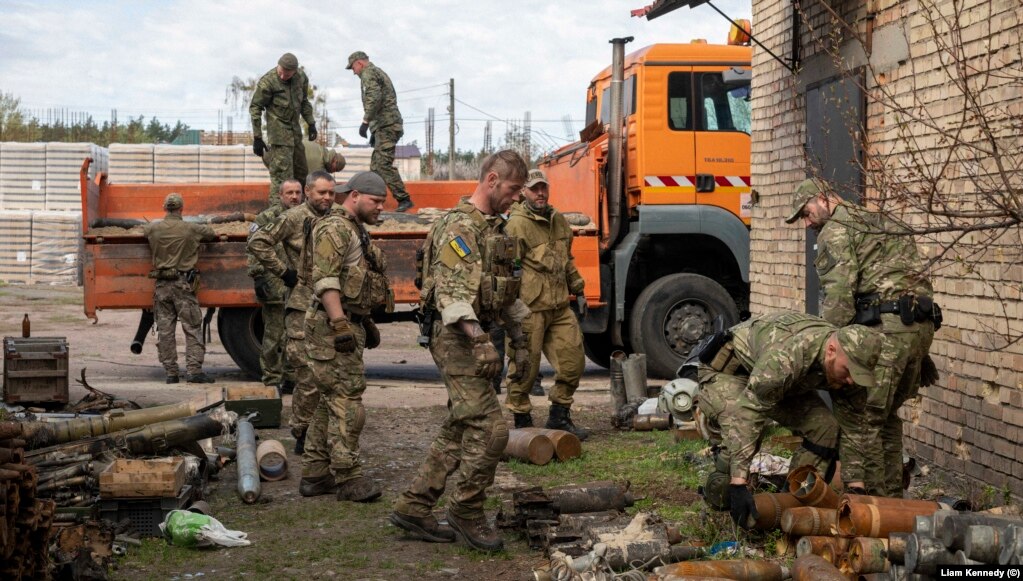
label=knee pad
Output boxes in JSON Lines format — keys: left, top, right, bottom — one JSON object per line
{"left": 702, "top": 470, "right": 731, "bottom": 511}
{"left": 352, "top": 403, "right": 366, "bottom": 435}
{"left": 486, "top": 416, "right": 509, "bottom": 460}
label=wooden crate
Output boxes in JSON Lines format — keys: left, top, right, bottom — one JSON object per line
{"left": 3, "top": 336, "right": 69, "bottom": 404}
{"left": 99, "top": 457, "right": 186, "bottom": 498}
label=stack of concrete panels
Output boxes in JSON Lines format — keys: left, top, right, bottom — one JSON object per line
{"left": 108, "top": 143, "right": 155, "bottom": 184}
{"left": 44, "top": 142, "right": 108, "bottom": 211}
{"left": 243, "top": 148, "right": 270, "bottom": 183}
{"left": 0, "top": 143, "right": 47, "bottom": 211}
{"left": 0, "top": 210, "right": 34, "bottom": 283}
{"left": 154, "top": 144, "right": 199, "bottom": 183}
{"left": 30, "top": 211, "right": 82, "bottom": 285}
{"left": 199, "top": 145, "right": 246, "bottom": 182}
{"left": 336, "top": 147, "right": 372, "bottom": 184}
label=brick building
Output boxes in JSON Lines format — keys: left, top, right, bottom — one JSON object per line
{"left": 748, "top": 0, "right": 1023, "bottom": 493}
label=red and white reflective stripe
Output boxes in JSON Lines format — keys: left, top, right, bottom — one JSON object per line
{"left": 716, "top": 175, "right": 751, "bottom": 187}
{"left": 644, "top": 175, "right": 694, "bottom": 187}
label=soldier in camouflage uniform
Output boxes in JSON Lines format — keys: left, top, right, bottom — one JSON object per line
{"left": 302, "top": 141, "right": 346, "bottom": 174}
{"left": 694, "top": 312, "right": 883, "bottom": 527}
{"left": 503, "top": 169, "right": 589, "bottom": 440}
{"left": 299, "top": 171, "right": 392, "bottom": 503}
{"left": 347, "top": 51, "right": 414, "bottom": 212}
{"left": 248, "top": 171, "right": 336, "bottom": 453}
{"left": 391, "top": 150, "right": 530, "bottom": 552}
{"left": 250, "top": 52, "right": 318, "bottom": 206}
{"left": 143, "top": 193, "right": 217, "bottom": 384}
{"left": 787, "top": 178, "right": 939, "bottom": 496}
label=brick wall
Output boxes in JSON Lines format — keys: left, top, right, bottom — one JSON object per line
{"left": 751, "top": 0, "right": 1023, "bottom": 494}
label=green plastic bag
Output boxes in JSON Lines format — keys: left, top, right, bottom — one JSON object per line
{"left": 160, "top": 509, "right": 250, "bottom": 547}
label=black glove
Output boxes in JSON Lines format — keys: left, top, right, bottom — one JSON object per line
{"left": 252, "top": 137, "right": 266, "bottom": 157}
{"left": 281, "top": 268, "right": 298, "bottom": 288}
{"left": 728, "top": 484, "right": 758, "bottom": 529}
{"left": 330, "top": 317, "right": 357, "bottom": 353}
{"left": 307, "top": 123, "right": 317, "bottom": 142}
{"left": 359, "top": 122, "right": 369, "bottom": 139}
{"left": 576, "top": 295, "right": 588, "bottom": 319}
{"left": 253, "top": 278, "right": 269, "bottom": 302}
{"left": 363, "top": 318, "right": 381, "bottom": 349}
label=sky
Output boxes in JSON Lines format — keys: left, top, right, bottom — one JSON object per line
{"left": 0, "top": 0, "right": 751, "bottom": 153}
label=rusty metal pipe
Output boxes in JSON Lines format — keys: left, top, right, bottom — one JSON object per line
{"left": 506, "top": 429, "right": 554, "bottom": 465}
{"left": 753, "top": 492, "right": 803, "bottom": 530}
{"left": 788, "top": 465, "right": 839, "bottom": 508}
{"left": 941, "top": 512, "right": 1023, "bottom": 550}
{"left": 849, "top": 537, "right": 889, "bottom": 574}
{"left": 838, "top": 500, "right": 938, "bottom": 538}
{"left": 518, "top": 428, "right": 581, "bottom": 461}
{"left": 888, "top": 532, "right": 909, "bottom": 564}
{"left": 255, "top": 439, "right": 288, "bottom": 481}
{"left": 791, "top": 554, "right": 846, "bottom": 581}
{"left": 236, "top": 419, "right": 260, "bottom": 504}
{"left": 905, "top": 532, "right": 955, "bottom": 576}
{"left": 840, "top": 494, "right": 944, "bottom": 512}
{"left": 781, "top": 506, "right": 839, "bottom": 536}
{"left": 796, "top": 535, "right": 849, "bottom": 558}
{"left": 609, "top": 351, "right": 627, "bottom": 413}
{"left": 653, "top": 559, "right": 788, "bottom": 581}
{"left": 820, "top": 542, "right": 841, "bottom": 564}
{"left": 14, "top": 401, "right": 198, "bottom": 450}
{"left": 548, "top": 480, "right": 634, "bottom": 514}
{"left": 633, "top": 413, "right": 671, "bottom": 431}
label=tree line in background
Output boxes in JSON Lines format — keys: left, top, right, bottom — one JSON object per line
{"left": 0, "top": 91, "right": 190, "bottom": 146}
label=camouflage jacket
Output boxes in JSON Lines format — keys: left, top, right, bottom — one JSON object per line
{"left": 504, "top": 202, "right": 584, "bottom": 312}
{"left": 357, "top": 62, "right": 402, "bottom": 132}
{"left": 249, "top": 67, "right": 316, "bottom": 145}
{"left": 246, "top": 205, "right": 286, "bottom": 278}
{"left": 310, "top": 205, "right": 390, "bottom": 315}
{"left": 816, "top": 201, "right": 933, "bottom": 327}
{"left": 248, "top": 201, "right": 322, "bottom": 311}
{"left": 143, "top": 214, "right": 216, "bottom": 272}
{"left": 303, "top": 141, "right": 342, "bottom": 173}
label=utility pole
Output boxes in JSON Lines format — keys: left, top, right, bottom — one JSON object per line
{"left": 448, "top": 78, "right": 455, "bottom": 180}
{"left": 426, "top": 107, "right": 435, "bottom": 177}
{"left": 483, "top": 121, "right": 492, "bottom": 154}
{"left": 524, "top": 110, "right": 532, "bottom": 163}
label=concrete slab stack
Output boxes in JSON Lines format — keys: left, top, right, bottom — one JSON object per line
{"left": 0, "top": 143, "right": 47, "bottom": 210}
{"left": 45, "top": 142, "right": 108, "bottom": 211}
{"left": 108, "top": 143, "right": 155, "bottom": 184}
{"left": 154, "top": 144, "right": 199, "bottom": 183}
{"left": 199, "top": 145, "right": 246, "bottom": 183}
{"left": 0, "top": 210, "right": 34, "bottom": 283}
{"left": 30, "top": 211, "right": 82, "bottom": 285}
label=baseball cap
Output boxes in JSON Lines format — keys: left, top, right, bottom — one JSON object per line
{"left": 163, "top": 193, "right": 183, "bottom": 211}
{"left": 784, "top": 178, "right": 826, "bottom": 224}
{"left": 346, "top": 51, "right": 368, "bottom": 70}
{"left": 278, "top": 52, "right": 299, "bottom": 71}
{"left": 524, "top": 169, "right": 548, "bottom": 188}
{"left": 338, "top": 171, "right": 387, "bottom": 196}
{"left": 836, "top": 325, "right": 883, "bottom": 389}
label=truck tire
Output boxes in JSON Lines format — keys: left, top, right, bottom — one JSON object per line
{"left": 217, "top": 307, "right": 263, "bottom": 379}
{"left": 629, "top": 273, "right": 739, "bottom": 379}
{"left": 582, "top": 331, "right": 615, "bottom": 369}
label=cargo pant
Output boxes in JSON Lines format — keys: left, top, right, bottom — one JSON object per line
{"left": 394, "top": 323, "right": 510, "bottom": 520}
{"left": 287, "top": 308, "right": 318, "bottom": 437}
{"left": 301, "top": 311, "right": 368, "bottom": 485}
{"left": 153, "top": 278, "right": 205, "bottom": 377}
{"left": 266, "top": 140, "right": 309, "bottom": 207}
{"left": 833, "top": 315, "right": 935, "bottom": 495}
{"left": 505, "top": 305, "right": 584, "bottom": 413}
{"left": 370, "top": 125, "right": 410, "bottom": 203}
{"left": 256, "top": 277, "right": 288, "bottom": 386}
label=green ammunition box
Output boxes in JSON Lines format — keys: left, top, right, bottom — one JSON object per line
{"left": 223, "top": 385, "right": 282, "bottom": 428}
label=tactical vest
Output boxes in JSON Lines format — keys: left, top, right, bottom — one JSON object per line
{"left": 730, "top": 311, "right": 830, "bottom": 369}
{"left": 339, "top": 214, "right": 393, "bottom": 315}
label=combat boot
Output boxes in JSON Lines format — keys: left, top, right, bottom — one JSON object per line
{"left": 294, "top": 432, "right": 306, "bottom": 455}
{"left": 186, "top": 372, "right": 215, "bottom": 384}
{"left": 166, "top": 375, "right": 180, "bottom": 384}
{"left": 395, "top": 199, "right": 415, "bottom": 213}
{"left": 513, "top": 413, "right": 534, "bottom": 429}
{"left": 278, "top": 379, "right": 295, "bottom": 395}
{"left": 336, "top": 476, "right": 382, "bottom": 503}
{"left": 545, "top": 404, "right": 589, "bottom": 441}
{"left": 446, "top": 510, "right": 504, "bottom": 552}
{"left": 389, "top": 512, "right": 456, "bottom": 543}
{"left": 299, "top": 475, "right": 337, "bottom": 497}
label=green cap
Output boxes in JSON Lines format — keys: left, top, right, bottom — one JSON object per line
{"left": 836, "top": 325, "right": 883, "bottom": 389}
{"left": 784, "top": 178, "right": 826, "bottom": 224}
{"left": 524, "top": 169, "right": 548, "bottom": 188}
{"left": 339, "top": 171, "right": 387, "bottom": 197}
{"left": 346, "top": 51, "right": 368, "bottom": 70}
{"left": 163, "top": 193, "right": 183, "bottom": 211}
{"left": 278, "top": 52, "right": 299, "bottom": 71}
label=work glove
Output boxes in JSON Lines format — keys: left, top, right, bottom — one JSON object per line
{"left": 330, "top": 317, "right": 357, "bottom": 353}
{"left": 728, "top": 484, "right": 758, "bottom": 529}
{"left": 920, "top": 354, "right": 940, "bottom": 387}
{"left": 253, "top": 278, "right": 269, "bottom": 302}
{"left": 307, "top": 123, "right": 317, "bottom": 142}
{"left": 471, "top": 333, "right": 501, "bottom": 379}
{"left": 363, "top": 318, "right": 381, "bottom": 349}
{"left": 507, "top": 346, "right": 529, "bottom": 382}
{"left": 359, "top": 122, "right": 369, "bottom": 139}
{"left": 281, "top": 268, "right": 298, "bottom": 288}
{"left": 576, "top": 295, "right": 588, "bottom": 319}
{"left": 252, "top": 137, "right": 266, "bottom": 157}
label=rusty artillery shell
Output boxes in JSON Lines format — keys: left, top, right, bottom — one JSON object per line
{"left": 255, "top": 439, "right": 288, "bottom": 481}
{"left": 791, "top": 554, "right": 847, "bottom": 581}
{"left": 653, "top": 559, "right": 788, "bottom": 581}
{"left": 965, "top": 524, "right": 1004, "bottom": 563}
{"left": 632, "top": 413, "right": 671, "bottom": 431}
{"left": 888, "top": 532, "right": 909, "bottom": 564}
{"left": 848, "top": 537, "right": 890, "bottom": 574}
{"left": 954, "top": 549, "right": 983, "bottom": 565}
{"left": 857, "top": 574, "right": 887, "bottom": 581}
{"left": 788, "top": 465, "right": 839, "bottom": 508}
{"left": 820, "top": 542, "right": 840, "bottom": 564}
{"left": 998, "top": 524, "right": 1023, "bottom": 565}
{"left": 781, "top": 506, "right": 839, "bottom": 536}
{"left": 548, "top": 480, "right": 634, "bottom": 513}
{"left": 752, "top": 492, "right": 803, "bottom": 530}
{"left": 774, "top": 534, "right": 797, "bottom": 557}
{"left": 518, "top": 428, "right": 581, "bottom": 461}
{"left": 836, "top": 553, "right": 853, "bottom": 575}
{"left": 797, "top": 536, "right": 850, "bottom": 558}
{"left": 236, "top": 420, "right": 260, "bottom": 504}
{"left": 906, "top": 532, "right": 956, "bottom": 576}
{"left": 838, "top": 500, "right": 939, "bottom": 538}
{"left": 840, "top": 494, "right": 944, "bottom": 512}
{"left": 941, "top": 512, "right": 1023, "bottom": 550}
{"left": 506, "top": 429, "right": 554, "bottom": 465}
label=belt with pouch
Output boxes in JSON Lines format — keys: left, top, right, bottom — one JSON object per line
{"left": 854, "top": 292, "right": 942, "bottom": 330}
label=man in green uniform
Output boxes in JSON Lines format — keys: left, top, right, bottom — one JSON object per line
{"left": 302, "top": 141, "right": 346, "bottom": 174}
{"left": 503, "top": 169, "right": 589, "bottom": 440}
{"left": 248, "top": 171, "right": 336, "bottom": 453}
{"left": 250, "top": 52, "right": 318, "bottom": 206}
{"left": 299, "top": 171, "right": 392, "bottom": 502}
{"left": 347, "top": 51, "right": 414, "bottom": 212}
{"left": 786, "top": 178, "right": 940, "bottom": 496}
{"left": 693, "top": 311, "right": 883, "bottom": 528}
{"left": 246, "top": 179, "right": 303, "bottom": 390}
{"left": 391, "top": 150, "right": 530, "bottom": 552}
{"left": 143, "top": 193, "right": 218, "bottom": 384}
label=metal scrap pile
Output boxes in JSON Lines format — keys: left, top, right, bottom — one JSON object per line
{"left": 0, "top": 423, "right": 58, "bottom": 580}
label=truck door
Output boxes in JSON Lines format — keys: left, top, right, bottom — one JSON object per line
{"left": 693, "top": 68, "right": 752, "bottom": 223}
{"left": 639, "top": 67, "right": 696, "bottom": 205}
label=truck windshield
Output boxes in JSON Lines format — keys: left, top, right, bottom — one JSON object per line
{"left": 699, "top": 72, "right": 751, "bottom": 134}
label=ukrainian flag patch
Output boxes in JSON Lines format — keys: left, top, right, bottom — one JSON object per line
{"left": 449, "top": 236, "right": 471, "bottom": 258}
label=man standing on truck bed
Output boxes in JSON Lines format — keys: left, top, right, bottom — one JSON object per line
{"left": 143, "top": 193, "right": 217, "bottom": 384}
{"left": 347, "top": 51, "right": 414, "bottom": 212}
{"left": 503, "top": 169, "right": 589, "bottom": 440}
{"left": 250, "top": 52, "right": 318, "bottom": 206}
{"left": 245, "top": 179, "right": 303, "bottom": 393}
{"left": 248, "top": 171, "right": 336, "bottom": 453}
{"left": 391, "top": 150, "right": 530, "bottom": 553}
{"left": 300, "top": 171, "right": 392, "bottom": 502}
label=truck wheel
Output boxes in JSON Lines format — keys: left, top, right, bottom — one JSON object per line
{"left": 629, "top": 273, "right": 739, "bottom": 379}
{"left": 217, "top": 307, "right": 263, "bottom": 379}
{"left": 583, "top": 331, "right": 615, "bottom": 369}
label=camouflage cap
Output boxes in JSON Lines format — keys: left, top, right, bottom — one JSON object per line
{"left": 346, "top": 51, "right": 368, "bottom": 70}
{"left": 524, "top": 169, "right": 548, "bottom": 188}
{"left": 339, "top": 171, "right": 387, "bottom": 197}
{"left": 278, "top": 52, "right": 299, "bottom": 71}
{"left": 836, "top": 325, "right": 883, "bottom": 389}
{"left": 784, "top": 178, "right": 826, "bottom": 224}
{"left": 163, "top": 193, "right": 183, "bottom": 211}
